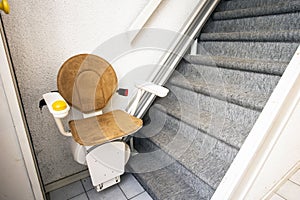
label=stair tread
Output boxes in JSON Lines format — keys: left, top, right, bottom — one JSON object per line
{"left": 216, "top": 0, "right": 297, "bottom": 12}
{"left": 203, "top": 12, "right": 300, "bottom": 34}
{"left": 169, "top": 73, "right": 269, "bottom": 111}
{"left": 213, "top": 1, "right": 300, "bottom": 20}
{"left": 132, "top": 167, "right": 210, "bottom": 200}
{"left": 154, "top": 97, "right": 250, "bottom": 149}
{"left": 200, "top": 29, "right": 300, "bottom": 43}
{"left": 131, "top": 137, "right": 216, "bottom": 198}
{"left": 167, "top": 84, "right": 261, "bottom": 132}
{"left": 198, "top": 41, "right": 298, "bottom": 63}
{"left": 139, "top": 122, "right": 238, "bottom": 189}
{"left": 184, "top": 54, "right": 288, "bottom": 75}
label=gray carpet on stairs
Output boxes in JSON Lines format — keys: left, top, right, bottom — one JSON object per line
{"left": 127, "top": 0, "right": 300, "bottom": 199}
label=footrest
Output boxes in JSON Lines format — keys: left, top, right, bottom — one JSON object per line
{"left": 86, "top": 141, "right": 128, "bottom": 191}
{"left": 95, "top": 176, "right": 120, "bottom": 192}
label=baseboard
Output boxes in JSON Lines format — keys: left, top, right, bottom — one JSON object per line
{"left": 44, "top": 170, "right": 89, "bottom": 192}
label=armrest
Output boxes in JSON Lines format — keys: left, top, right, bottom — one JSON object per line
{"left": 128, "top": 81, "right": 169, "bottom": 115}
{"left": 135, "top": 81, "right": 169, "bottom": 97}
{"left": 43, "top": 92, "right": 72, "bottom": 137}
{"left": 43, "top": 92, "right": 70, "bottom": 118}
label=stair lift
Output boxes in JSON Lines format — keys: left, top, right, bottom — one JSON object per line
{"left": 42, "top": 54, "right": 169, "bottom": 192}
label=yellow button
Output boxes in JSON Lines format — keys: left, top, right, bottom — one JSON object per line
{"left": 52, "top": 100, "right": 67, "bottom": 111}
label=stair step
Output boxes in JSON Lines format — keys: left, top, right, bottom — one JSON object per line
{"left": 136, "top": 111, "right": 239, "bottom": 190}
{"left": 169, "top": 72, "right": 269, "bottom": 111}
{"left": 203, "top": 12, "right": 300, "bottom": 33}
{"left": 132, "top": 164, "right": 211, "bottom": 200}
{"left": 166, "top": 84, "right": 260, "bottom": 133}
{"left": 184, "top": 55, "right": 288, "bottom": 75}
{"left": 213, "top": 1, "right": 300, "bottom": 20}
{"left": 153, "top": 97, "right": 251, "bottom": 149}
{"left": 198, "top": 41, "right": 299, "bottom": 63}
{"left": 200, "top": 29, "right": 300, "bottom": 43}
{"left": 134, "top": 105, "right": 238, "bottom": 189}
{"left": 131, "top": 127, "right": 215, "bottom": 199}
{"left": 176, "top": 60, "right": 280, "bottom": 95}
{"left": 216, "top": 0, "right": 297, "bottom": 12}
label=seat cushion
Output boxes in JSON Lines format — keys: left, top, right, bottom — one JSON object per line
{"left": 69, "top": 110, "right": 143, "bottom": 146}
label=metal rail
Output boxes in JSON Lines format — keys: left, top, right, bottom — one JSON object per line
{"left": 134, "top": 0, "right": 221, "bottom": 118}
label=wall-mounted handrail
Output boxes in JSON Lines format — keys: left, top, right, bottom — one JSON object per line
{"left": 128, "top": 0, "right": 163, "bottom": 42}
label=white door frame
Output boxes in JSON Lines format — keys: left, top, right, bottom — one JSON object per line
{"left": 0, "top": 17, "right": 44, "bottom": 200}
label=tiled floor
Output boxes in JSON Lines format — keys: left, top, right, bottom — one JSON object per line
{"left": 48, "top": 173, "right": 153, "bottom": 200}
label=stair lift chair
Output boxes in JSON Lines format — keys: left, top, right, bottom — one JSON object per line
{"left": 42, "top": 54, "right": 169, "bottom": 192}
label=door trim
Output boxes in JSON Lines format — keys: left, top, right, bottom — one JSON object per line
{"left": 0, "top": 15, "right": 45, "bottom": 200}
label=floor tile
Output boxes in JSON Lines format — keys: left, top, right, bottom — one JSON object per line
{"left": 118, "top": 173, "right": 145, "bottom": 199}
{"left": 87, "top": 185, "right": 127, "bottom": 200}
{"left": 131, "top": 192, "right": 153, "bottom": 200}
{"left": 49, "top": 181, "right": 85, "bottom": 200}
{"left": 81, "top": 176, "right": 94, "bottom": 191}
{"left": 69, "top": 193, "right": 89, "bottom": 200}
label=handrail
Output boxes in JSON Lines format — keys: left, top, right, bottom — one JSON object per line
{"left": 128, "top": 0, "right": 163, "bottom": 42}
{"left": 134, "top": 0, "right": 221, "bottom": 118}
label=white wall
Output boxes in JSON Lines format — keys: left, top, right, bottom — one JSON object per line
{"left": 246, "top": 99, "right": 300, "bottom": 199}
{"left": 1, "top": 0, "right": 201, "bottom": 186}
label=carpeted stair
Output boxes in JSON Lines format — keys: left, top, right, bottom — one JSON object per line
{"left": 128, "top": 0, "right": 300, "bottom": 199}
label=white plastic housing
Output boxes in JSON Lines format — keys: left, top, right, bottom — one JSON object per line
{"left": 70, "top": 139, "right": 87, "bottom": 165}
{"left": 86, "top": 141, "right": 128, "bottom": 190}
{"left": 128, "top": 81, "right": 169, "bottom": 115}
{"left": 135, "top": 81, "right": 169, "bottom": 97}
{"left": 135, "top": 82, "right": 169, "bottom": 97}
{"left": 43, "top": 92, "right": 70, "bottom": 118}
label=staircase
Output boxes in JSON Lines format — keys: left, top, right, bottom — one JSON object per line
{"left": 128, "top": 0, "right": 300, "bottom": 199}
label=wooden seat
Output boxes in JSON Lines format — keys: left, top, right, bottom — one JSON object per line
{"left": 69, "top": 110, "right": 142, "bottom": 146}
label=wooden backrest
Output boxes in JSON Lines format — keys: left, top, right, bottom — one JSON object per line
{"left": 57, "top": 54, "right": 117, "bottom": 113}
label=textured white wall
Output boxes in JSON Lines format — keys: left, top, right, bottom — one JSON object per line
{"left": 1, "top": 0, "right": 148, "bottom": 185}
